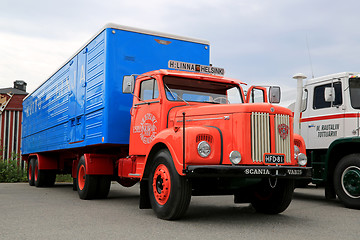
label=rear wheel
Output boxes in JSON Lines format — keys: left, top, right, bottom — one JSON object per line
{"left": 251, "top": 178, "right": 294, "bottom": 214}
{"left": 77, "top": 156, "right": 98, "bottom": 200}
{"left": 34, "top": 158, "right": 56, "bottom": 187}
{"left": 334, "top": 154, "right": 360, "bottom": 209}
{"left": 148, "top": 150, "right": 191, "bottom": 220}
{"left": 27, "top": 158, "right": 35, "bottom": 186}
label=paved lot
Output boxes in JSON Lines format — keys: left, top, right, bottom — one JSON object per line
{"left": 0, "top": 182, "right": 359, "bottom": 240}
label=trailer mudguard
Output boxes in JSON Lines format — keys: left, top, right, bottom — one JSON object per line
{"left": 84, "top": 153, "right": 114, "bottom": 175}
{"left": 30, "top": 154, "right": 58, "bottom": 170}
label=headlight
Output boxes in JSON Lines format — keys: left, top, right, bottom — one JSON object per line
{"left": 197, "top": 141, "right": 211, "bottom": 158}
{"left": 229, "top": 151, "right": 241, "bottom": 165}
{"left": 297, "top": 153, "right": 307, "bottom": 166}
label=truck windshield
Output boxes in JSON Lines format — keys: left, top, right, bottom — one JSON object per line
{"left": 163, "top": 76, "right": 243, "bottom": 104}
{"left": 349, "top": 78, "right": 360, "bottom": 109}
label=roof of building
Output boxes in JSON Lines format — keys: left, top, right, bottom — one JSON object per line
{"left": 0, "top": 87, "right": 28, "bottom": 95}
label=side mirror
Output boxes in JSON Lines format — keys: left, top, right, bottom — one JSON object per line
{"left": 269, "top": 86, "right": 281, "bottom": 104}
{"left": 324, "top": 87, "right": 335, "bottom": 102}
{"left": 123, "top": 75, "right": 135, "bottom": 93}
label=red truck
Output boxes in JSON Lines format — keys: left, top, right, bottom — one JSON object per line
{"left": 22, "top": 25, "right": 311, "bottom": 219}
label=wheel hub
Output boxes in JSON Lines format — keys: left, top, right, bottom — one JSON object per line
{"left": 342, "top": 166, "right": 360, "bottom": 198}
{"left": 152, "top": 164, "right": 171, "bottom": 205}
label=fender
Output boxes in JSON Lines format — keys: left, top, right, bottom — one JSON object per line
{"left": 146, "top": 126, "right": 222, "bottom": 176}
{"left": 29, "top": 153, "right": 57, "bottom": 170}
{"left": 84, "top": 153, "right": 114, "bottom": 175}
{"left": 325, "top": 137, "right": 360, "bottom": 180}
{"left": 294, "top": 133, "right": 306, "bottom": 154}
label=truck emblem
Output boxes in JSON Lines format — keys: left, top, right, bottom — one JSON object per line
{"left": 278, "top": 124, "right": 289, "bottom": 139}
{"left": 133, "top": 113, "right": 158, "bottom": 144}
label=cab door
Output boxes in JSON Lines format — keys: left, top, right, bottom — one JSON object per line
{"left": 302, "top": 81, "right": 344, "bottom": 149}
{"left": 129, "top": 78, "right": 162, "bottom": 155}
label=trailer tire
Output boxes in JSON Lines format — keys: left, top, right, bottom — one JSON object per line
{"left": 148, "top": 150, "right": 191, "bottom": 220}
{"left": 28, "top": 158, "right": 35, "bottom": 186}
{"left": 34, "top": 159, "right": 56, "bottom": 187}
{"left": 77, "top": 156, "right": 98, "bottom": 200}
{"left": 96, "top": 176, "right": 111, "bottom": 199}
{"left": 334, "top": 154, "right": 360, "bottom": 209}
{"left": 251, "top": 178, "right": 294, "bottom": 214}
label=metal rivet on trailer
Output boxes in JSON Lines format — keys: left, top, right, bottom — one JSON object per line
{"left": 205, "top": 46, "right": 208, "bottom": 50}
{"left": 112, "top": 30, "right": 116, "bottom": 34}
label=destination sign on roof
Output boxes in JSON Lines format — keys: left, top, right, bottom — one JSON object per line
{"left": 168, "top": 60, "right": 225, "bottom": 76}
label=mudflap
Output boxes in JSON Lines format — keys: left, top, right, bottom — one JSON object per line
{"left": 139, "top": 180, "right": 151, "bottom": 209}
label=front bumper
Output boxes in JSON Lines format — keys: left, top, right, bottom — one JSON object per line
{"left": 184, "top": 165, "right": 312, "bottom": 179}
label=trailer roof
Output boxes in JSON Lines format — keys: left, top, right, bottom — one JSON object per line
{"left": 104, "top": 23, "right": 210, "bottom": 45}
{"left": 25, "top": 24, "right": 210, "bottom": 100}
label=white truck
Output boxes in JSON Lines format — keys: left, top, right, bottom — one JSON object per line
{"left": 292, "top": 72, "right": 360, "bottom": 209}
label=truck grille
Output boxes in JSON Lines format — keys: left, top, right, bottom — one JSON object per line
{"left": 251, "top": 112, "right": 291, "bottom": 163}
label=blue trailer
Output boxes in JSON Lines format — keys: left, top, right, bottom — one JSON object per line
{"left": 22, "top": 23, "right": 209, "bottom": 191}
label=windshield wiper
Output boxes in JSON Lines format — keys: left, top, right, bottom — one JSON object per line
{"left": 164, "top": 84, "right": 189, "bottom": 106}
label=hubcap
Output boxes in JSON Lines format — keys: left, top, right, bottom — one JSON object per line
{"left": 152, "top": 164, "right": 171, "bottom": 205}
{"left": 78, "top": 165, "right": 86, "bottom": 191}
{"left": 341, "top": 166, "right": 360, "bottom": 198}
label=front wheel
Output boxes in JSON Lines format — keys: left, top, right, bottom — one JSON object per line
{"left": 148, "top": 150, "right": 191, "bottom": 220}
{"left": 334, "top": 154, "right": 360, "bottom": 209}
{"left": 251, "top": 178, "right": 294, "bottom": 214}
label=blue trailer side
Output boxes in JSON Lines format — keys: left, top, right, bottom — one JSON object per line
{"left": 22, "top": 24, "right": 210, "bottom": 155}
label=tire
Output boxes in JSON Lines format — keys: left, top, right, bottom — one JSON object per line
{"left": 96, "top": 176, "right": 111, "bottom": 199}
{"left": 148, "top": 150, "right": 191, "bottom": 220}
{"left": 76, "top": 156, "right": 98, "bottom": 200}
{"left": 27, "top": 158, "right": 35, "bottom": 186}
{"left": 251, "top": 178, "right": 294, "bottom": 214}
{"left": 34, "top": 159, "right": 56, "bottom": 187}
{"left": 334, "top": 154, "right": 360, "bottom": 209}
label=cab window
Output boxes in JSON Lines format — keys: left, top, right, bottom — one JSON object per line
{"left": 140, "top": 79, "right": 159, "bottom": 100}
{"left": 313, "top": 82, "right": 342, "bottom": 109}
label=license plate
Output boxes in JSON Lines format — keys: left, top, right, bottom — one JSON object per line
{"left": 264, "top": 154, "right": 285, "bottom": 165}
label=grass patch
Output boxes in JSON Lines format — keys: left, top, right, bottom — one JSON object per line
{"left": 56, "top": 174, "right": 73, "bottom": 183}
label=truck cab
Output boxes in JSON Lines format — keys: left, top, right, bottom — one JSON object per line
{"left": 293, "top": 72, "right": 360, "bottom": 209}
{"left": 121, "top": 65, "right": 311, "bottom": 219}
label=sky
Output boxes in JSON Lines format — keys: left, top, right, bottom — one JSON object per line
{"left": 1, "top": 0, "right": 360, "bottom": 107}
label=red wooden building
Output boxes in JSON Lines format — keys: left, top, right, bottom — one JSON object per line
{"left": 0, "top": 81, "right": 27, "bottom": 165}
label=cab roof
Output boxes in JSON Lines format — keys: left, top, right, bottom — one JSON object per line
{"left": 139, "top": 69, "right": 247, "bottom": 85}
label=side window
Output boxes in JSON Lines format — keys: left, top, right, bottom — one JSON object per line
{"left": 313, "top": 82, "right": 342, "bottom": 109}
{"left": 140, "top": 79, "right": 159, "bottom": 101}
{"left": 248, "top": 88, "right": 265, "bottom": 103}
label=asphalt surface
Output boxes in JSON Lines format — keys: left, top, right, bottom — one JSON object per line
{"left": 0, "top": 182, "right": 359, "bottom": 240}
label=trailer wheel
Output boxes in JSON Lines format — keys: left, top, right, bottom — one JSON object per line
{"left": 148, "top": 150, "right": 191, "bottom": 220}
{"left": 34, "top": 159, "right": 56, "bottom": 187}
{"left": 334, "top": 154, "right": 360, "bottom": 209}
{"left": 77, "top": 156, "right": 98, "bottom": 200}
{"left": 27, "top": 158, "right": 35, "bottom": 186}
{"left": 251, "top": 178, "right": 294, "bottom": 214}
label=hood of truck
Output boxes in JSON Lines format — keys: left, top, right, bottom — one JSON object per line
{"left": 169, "top": 103, "right": 295, "bottom": 166}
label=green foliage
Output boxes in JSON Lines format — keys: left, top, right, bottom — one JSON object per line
{"left": 56, "top": 174, "right": 73, "bottom": 183}
{"left": 0, "top": 155, "right": 27, "bottom": 183}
